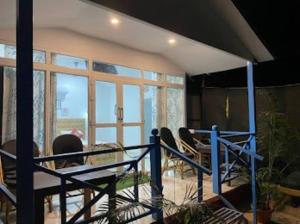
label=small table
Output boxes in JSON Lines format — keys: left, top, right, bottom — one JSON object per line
{"left": 34, "top": 165, "right": 116, "bottom": 224}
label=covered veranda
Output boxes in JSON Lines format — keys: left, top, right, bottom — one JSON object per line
{"left": 0, "top": 0, "right": 271, "bottom": 223}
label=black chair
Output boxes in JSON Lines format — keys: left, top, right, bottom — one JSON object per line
{"left": 52, "top": 134, "right": 95, "bottom": 206}
{"left": 0, "top": 140, "right": 52, "bottom": 223}
{"left": 178, "top": 127, "right": 212, "bottom": 168}
{"left": 160, "top": 127, "right": 195, "bottom": 179}
{"left": 52, "top": 134, "right": 84, "bottom": 169}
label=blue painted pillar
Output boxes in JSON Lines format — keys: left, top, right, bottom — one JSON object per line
{"left": 211, "top": 125, "right": 221, "bottom": 195}
{"left": 247, "top": 62, "right": 258, "bottom": 224}
{"left": 150, "top": 129, "right": 163, "bottom": 222}
{"left": 16, "top": 0, "right": 34, "bottom": 223}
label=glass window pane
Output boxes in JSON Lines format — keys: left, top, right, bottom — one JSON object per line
{"left": 0, "top": 43, "right": 46, "bottom": 63}
{"left": 123, "top": 85, "right": 141, "bottom": 123}
{"left": 167, "top": 88, "right": 185, "bottom": 137}
{"left": 33, "top": 50, "right": 46, "bottom": 63}
{"left": 144, "top": 85, "right": 163, "bottom": 143}
{"left": 52, "top": 53, "right": 88, "bottom": 70}
{"left": 94, "top": 127, "right": 118, "bottom": 168}
{"left": 96, "top": 81, "right": 117, "bottom": 123}
{"left": 2, "top": 67, "right": 45, "bottom": 151}
{"left": 93, "top": 61, "right": 141, "bottom": 78}
{"left": 96, "top": 127, "right": 117, "bottom": 144}
{"left": 166, "top": 75, "right": 185, "bottom": 84}
{"left": 124, "top": 126, "right": 141, "bottom": 146}
{"left": 144, "top": 71, "right": 163, "bottom": 81}
{"left": 123, "top": 126, "right": 141, "bottom": 162}
{"left": 52, "top": 73, "right": 88, "bottom": 145}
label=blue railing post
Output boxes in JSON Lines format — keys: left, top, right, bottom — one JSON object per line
{"left": 150, "top": 129, "right": 163, "bottom": 222}
{"left": 211, "top": 125, "right": 221, "bottom": 195}
{"left": 247, "top": 61, "right": 258, "bottom": 224}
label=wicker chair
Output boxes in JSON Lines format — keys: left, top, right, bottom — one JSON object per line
{"left": 160, "top": 127, "right": 195, "bottom": 179}
{"left": 0, "top": 140, "right": 52, "bottom": 223}
{"left": 178, "top": 127, "right": 212, "bottom": 168}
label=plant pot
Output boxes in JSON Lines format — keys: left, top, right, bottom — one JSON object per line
{"left": 257, "top": 209, "right": 273, "bottom": 224}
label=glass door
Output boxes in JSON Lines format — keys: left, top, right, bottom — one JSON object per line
{"left": 93, "top": 79, "right": 143, "bottom": 164}
{"left": 95, "top": 80, "right": 118, "bottom": 144}
{"left": 121, "top": 84, "right": 142, "bottom": 161}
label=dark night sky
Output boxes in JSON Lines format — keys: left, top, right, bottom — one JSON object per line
{"left": 197, "top": 0, "right": 300, "bottom": 87}
{"left": 233, "top": 0, "right": 300, "bottom": 60}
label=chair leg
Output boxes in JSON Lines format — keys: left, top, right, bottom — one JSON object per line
{"left": 5, "top": 201, "right": 12, "bottom": 224}
{"left": 162, "top": 158, "right": 169, "bottom": 175}
{"left": 191, "top": 166, "right": 196, "bottom": 175}
{"left": 180, "top": 162, "right": 184, "bottom": 179}
{"left": 46, "top": 196, "right": 53, "bottom": 213}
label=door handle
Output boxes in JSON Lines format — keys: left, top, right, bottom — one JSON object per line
{"left": 120, "top": 107, "right": 124, "bottom": 121}
{"left": 115, "top": 105, "right": 122, "bottom": 121}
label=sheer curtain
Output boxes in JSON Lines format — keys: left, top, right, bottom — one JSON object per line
{"left": 2, "top": 67, "right": 16, "bottom": 143}
{"left": 167, "top": 88, "right": 185, "bottom": 137}
{"left": 1, "top": 67, "right": 45, "bottom": 151}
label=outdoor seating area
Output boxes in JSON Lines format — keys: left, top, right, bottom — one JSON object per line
{"left": 0, "top": 0, "right": 299, "bottom": 224}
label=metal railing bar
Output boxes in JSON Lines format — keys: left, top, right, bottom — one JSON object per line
{"left": 0, "top": 184, "right": 17, "bottom": 206}
{"left": 34, "top": 165, "right": 104, "bottom": 193}
{"left": 218, "top": 137, "right": 263, "bottom": 160}
{"left": 222, "top": 143, "right": 249, "bottom": 167}
{"left": 220, "top": 133, "right": 252, "bottom": 138}
{"left": 67, "top": 183, "right": 113, "bottom": 224}
{"left": 136, "top": 147, "right": 151, "bottom": 163}
{"left": 34, "top": 144, "right": 154, "bottom": 163}
{"left": 62, "top": 160, "right": 136, "bottom": 177}
{"left": 160, "top": 144, "right": 211, "bottom": 175}
{"left": 74, "top": 214, "right": 106, "bottom": 224}
{"left": 193, "top": 130, "right": 251, "bottom": 135}
{"left": 69, "top": 163, "right": 135, "bottom": 224}
{"left": 0, "top": 149, "right": 17, "bottom": 161}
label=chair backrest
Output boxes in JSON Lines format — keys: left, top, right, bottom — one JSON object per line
{"left": 178, "top": 127, "right": 196, "bottom": 149}
{"left": 160, "top": 127, "right": 179, "bottom": 157}
{"left": 52, "top": 134, "right": 84, "bottom": 169}
{"left": 1, "top": 140, "right": 39, "bottom": 183}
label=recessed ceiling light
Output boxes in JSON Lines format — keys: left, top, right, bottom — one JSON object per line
{"left": 110, "top": 18, "right": 120, "bottom": 25}
{"left": 168, "top": 38, "right": 176, "bottom": 45}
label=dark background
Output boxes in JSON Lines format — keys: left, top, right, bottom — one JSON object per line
{"left": 186, "top": 0, "right": 300, "bottom": 131}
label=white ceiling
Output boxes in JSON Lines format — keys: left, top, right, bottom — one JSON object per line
{"left": 0, "top": 0, "right": 256, "bottom": 75}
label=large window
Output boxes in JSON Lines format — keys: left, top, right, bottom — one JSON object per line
{"left": 1, "top": 67, "right": 45, "bottom": 150}
{"left": 52, "top": 73, "right": 88, "bottom": 145}
{"left": 0, "top": 42, "right": 186, "bottom": 162}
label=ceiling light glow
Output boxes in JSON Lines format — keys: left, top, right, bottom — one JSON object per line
{"left": 168, "top": 38, "right": 176, "bottom": 45}
{"left": 110, "top": 18, "right": 120, "bottom": 25}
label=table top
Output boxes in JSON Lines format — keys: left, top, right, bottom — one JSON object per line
{"left": 34, "top": 165, "right": 115, "bottom": 195}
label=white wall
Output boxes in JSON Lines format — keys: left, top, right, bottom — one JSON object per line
{"left": 0, "top": 28, "right": 185, "bottom": 75}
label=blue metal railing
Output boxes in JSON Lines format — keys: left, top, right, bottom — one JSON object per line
{"left": 0, "top": 129, "right": 213, "bottom": 223}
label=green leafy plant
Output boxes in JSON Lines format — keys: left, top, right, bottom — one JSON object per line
{"left": 96, "top": 174, "right": 217, "bottom": 224}
{"left": 256, "top": 90, "right": 300, "bottom": 210}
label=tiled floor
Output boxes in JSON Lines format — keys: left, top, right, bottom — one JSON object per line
{"left": 0, "top": 169, "right": 238, "bottom": 224}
